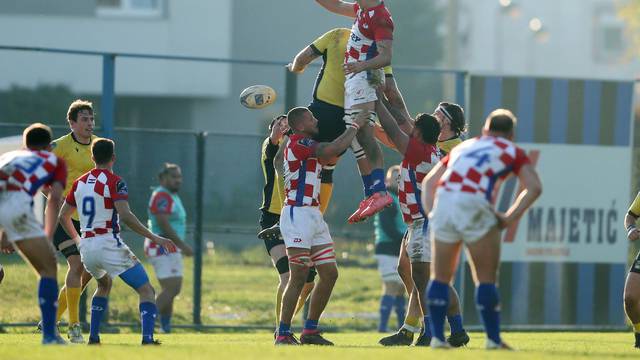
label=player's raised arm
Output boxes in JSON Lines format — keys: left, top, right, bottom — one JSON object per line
{"left": 315, "top": 110, "right": 370, "bottom": 160}
{"left": 114, "top": 200, "right": 174, "bottom": 250}
{"left": 288, "top": 46, "right": 321, "bottom": 74}
{"left": 382, "top": 74, "right": 413, "bottom": 130}
{"left": 420, "top": 160, "right": 447, "bottom": 215}
{"left": 500, "top": 163, "right": 542, "bottom": 228}
{"left": 626, "top": 192, "right": 640, "bottom": 241}
{"left": 315, "top": 0, "right": 356, "bottom": 17}
{"left": 374, "top": 99, "right": 409, "bottom": 154}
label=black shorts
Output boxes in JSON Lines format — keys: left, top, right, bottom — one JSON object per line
{"left": 260, "top": 210, "right": 283, "bottom": 254}
{"left": 631, "top": 251, "right": 640, "bottom": 274}
{"left": 53, "top": 220, "right": 81, "bottom": 258}
{"left": 309, "top": 100, "right": 346, "bottom": 143}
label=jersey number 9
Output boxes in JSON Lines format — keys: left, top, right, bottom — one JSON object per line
{"left": 82, "top": 197, "right": 96, "bottom": 228}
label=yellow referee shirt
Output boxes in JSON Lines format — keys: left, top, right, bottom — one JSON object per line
{"left": 51, "top": 132, "right": 97, "bottom": 220}
{"left": 310, "top": 28, "right": 393, "bottom": 108}
{"left": 437, "top": 137, "right": 463, "bottom": 156}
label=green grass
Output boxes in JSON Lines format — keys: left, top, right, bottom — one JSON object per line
{"left": 0, "top": 332, "right": 638, "bottom": 359}
{"left": 0, "top": 242, "right": 381, "bottom": 329}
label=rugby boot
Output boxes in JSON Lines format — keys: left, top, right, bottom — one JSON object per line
{"left": 358, "top": 192, "right": 393, "bottom": 220}
{"left": 142, "top": 339, "right": 162, "bottom": 346}
{"left": 88, "top": 337, "right": 101, "bottom": 345}
{"left": 430, "top": 337, "right": 451, "bottom": 349}
{"left": 486, "top": 339, "right": 513, "bottom": 350}
{"left": 300, "top": 330, "right": 334, "bottom": 346}
{"left": 42, "top": 334, "right": 67, "bottom": 345}
{"left": 68, "top": 323, "right": 85, "bottom": 344}
{"left": 275, "top": 333, "right": 300, "bottom": 345}
{"left": 447, "top": 330, "right": 470, "bottom": 347}
{"left": 414, "top": 330, "right": 431, "bottom": 347}
{"left": 258, "top": 223, "right": 281, "bottom": 240}
{"left": 347, "top": 199, "right": 369, "bottom": 223}
{"left": 378, "top": 328, "right": 414, "bottom": 346}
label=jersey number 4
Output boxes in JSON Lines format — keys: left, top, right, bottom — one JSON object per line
{"left": 464, "top": 146, "right": 493, "bottom": 167}
{"left": 82, "top": 197, "right": 96, "bottom": 228}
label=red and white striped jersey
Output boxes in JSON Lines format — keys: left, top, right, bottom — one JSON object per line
{"left": 345, "top": 2, "right": 394, "bottom": 64}
{"left": 438, "top": 136, "right": 530, "bottom": 203}
{"left": 66, "top": 168, "right": 128, "bottom": 238}
{"left": 398, "top": 137, "right": 440, "bottom": 223}
{"left": 0, "top": 149, "right": 66, "bottom": 196}
{"left": 284, "top": 134, "right": 321, "bottom": 207}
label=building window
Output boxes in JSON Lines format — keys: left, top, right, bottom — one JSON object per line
{"left": 594, "top": 7, "right": 626, "bottom": 63}
{"left": 96, "top": 0, "right": 164, "bottom": 18}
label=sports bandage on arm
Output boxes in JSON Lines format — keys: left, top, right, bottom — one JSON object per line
{"left": 310, "top": 245, "right": 336, "bottom": 265}
{"left": 350, "top": 138, "right": 367, "bottom": 160}
{"left": 343, "top": 109, "right": 377, "bottom": 127}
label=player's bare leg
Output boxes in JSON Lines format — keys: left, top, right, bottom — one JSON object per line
{"left": 276, "top": 247, "right": 310, "bottom": 345}
{"left": 623, "top": 272, "right": 640, "bottom": 348}
{"left": 156, "top": 276, "right": 182, "bottom": 333}
{"left": 410, "top": 261, "right": 431, "bottom": 345}
{"left": 427, "top": 239, "right": 462, "bottom": 348}
{"left": 465, "top": 226, "right": 511, "bottom": 350}
{"left": 14, "top": 236, "right": 63, "bottom": 344}
{"left": 301, "top": 244, "right": 337, "bottom": 346}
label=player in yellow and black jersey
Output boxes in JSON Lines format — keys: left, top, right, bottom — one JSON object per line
{"left": 48, "top": 100, "right": 97, "bottom": 343}
{"left": 433, "top": 102, "right": 466, "bottom": 156}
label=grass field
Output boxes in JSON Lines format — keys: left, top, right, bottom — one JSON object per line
{"left": 0, "top": 332, "right": 638, "bottom": 359}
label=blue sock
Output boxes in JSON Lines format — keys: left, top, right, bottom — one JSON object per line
{"left": 38, "top": 277, "right": 58, "bottom": 341}
{"left": 90, "top": 296, "right": 108, "bottom": 342}
{"left": 423, "top": 316, "right": 432, "bottom": 338}
{"left": 160, "top": 315, "right": 171, "bottom": 333}
{"left": 278, "top": 321, "right": 291, "bottom": 336}
{"left": 378, "top": 295, "right": 394, "bottom": 332}
{"left": 139, "top": 302, "right": 157, "bottom": 343}
{"left": 304, "top": 319, "right": 319, "bottom": 332}
{"left": 369, "top": 168, "right": 387, "bottom": 193}
{"left": 361, "top": 174, "right": 373, "bottom": 197}
{"left": 448, "top": 314, "right": 464, "bottom": 334}
{"left": 393, "top": 295, "right": 406, "bottom": 330}
{"left": 427, "top": 280, "right": 449, "bottom": 342}
{"left": 476, "top": 283, "right": 501, "bottom": 344}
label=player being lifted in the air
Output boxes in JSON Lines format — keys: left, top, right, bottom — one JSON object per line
{"left": 59, "top": 138, "right": 174, "bottom": 345}
{"left": 316, "top": 0, "right": 395, "bottom": 222}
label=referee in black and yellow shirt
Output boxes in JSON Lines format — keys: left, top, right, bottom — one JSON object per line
{"left": 49, "top": 100, "right": 97, "bottom": 343}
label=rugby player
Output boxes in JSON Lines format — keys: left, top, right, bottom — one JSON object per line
{"left": 275, "top": 107, "right": 370, "bottom": 345}
{"left": 259, "top": 115, "right": 316, "bottom": 332}
{"left": 373, "top": 100, "right": 468, "bottom": 347}
{"left": 144, "top": 163, "right": 193, "bottom": 333}
{"left": 373, "top": 165, "right": 406, "bottom": 333}
{"left": 623, "top": 193, "right": 640, "bottom": 348}
{"left": 287, "top": 27, "right": 409, "bottom": 219}
{"left": 316, "top": 0, "right": 396, "bottom": 222}
{"left": 59, "top": 138, "right": 173, "bottom": 345}
{"left": 434, "top": 102, "right": 466, "bottom": 155}
{"left": 49, "top": 99, "right": 97, "bottom": 342}
{"left": 0, "top": 123, "right": 67, "bottom": 344}
{"left": 422, "top": 109, "right": 542, "bottom": 349}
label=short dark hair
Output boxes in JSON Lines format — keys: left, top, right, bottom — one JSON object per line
{"left": 486, "top": 109, "right": 517, "bottom": 134}
{"left": 414, "top": 113, "right": 440, "bottom": 145}
{"left": 438, "top": 102, "right": 466, "bottom": 136}
{"left": 286, "top": 107, "right": 309, "bottom": 129}
{"left": 23, "top": 123, "right": 52, "bottom": 150}
{"left": 67, "top": 99, "right": 93, "bottom": 122}
{"left": 91, "top": 138, "right": 115, "bottom": 165}
{"left": 158, "top": 163, "right": 181, "bottom": 180}
{"left": 269, "top": 115, "right": 287, "bottom": 131}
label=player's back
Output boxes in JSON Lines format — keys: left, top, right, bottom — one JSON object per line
{"left": 283, "top": 135, "right": 321, "bottom": 207}
{"left": 398, "top": 139, "right": 439, "bottom": 222}
{"left": 438, "top": 136, "right": 529, "bottom": 202}
{"left": 0, "top": 149, "right": 66, "bottom": 197}
{"left": 70, "top": 168, "right": 126, "bottom": 238}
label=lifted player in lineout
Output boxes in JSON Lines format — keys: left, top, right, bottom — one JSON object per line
{"left": 316, "top": 0, "right": 396, "bottom": 222}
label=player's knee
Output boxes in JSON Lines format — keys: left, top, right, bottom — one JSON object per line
{"left": 138, "top": 283, "right": 155, "bottom": 299}
{"left": 97, "top": 275, "right": 112, "bottom": 291}
{"left": 67, "top": 255, "right": 84, "bottom": 273}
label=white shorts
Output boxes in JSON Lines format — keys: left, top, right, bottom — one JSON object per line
{"left": 78, "top": 233, "right": 138, "bottom": 279}
{"left": 0, "top": 191, "right": 45, "bottom": 242}
{"left": 148, "top": 252, "right": 184, "bottom": 279}
{"left": 375, "top": 254, "right": 402, "bottom": 283}
{"left": 429, "top": 191, "right": 498, "bottom": 244}
{"left": 280, "top": 205, "right": 333, "bottom": 249}
{"left": 344, "top": 70, "right": 382, "bottom": 109}
{"left": 404, "top": 218, "right": 431, "bottom": 263}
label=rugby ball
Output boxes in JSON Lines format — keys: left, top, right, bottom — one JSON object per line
{"left": 240, "top": 85, "right": 276, "bottom": 109}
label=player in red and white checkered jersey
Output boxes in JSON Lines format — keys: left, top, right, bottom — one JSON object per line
{"left": 316, "top": 0, "right": 395, "bottom": 223}
{"left": 276, "top": 107, "right": 369, "bottom": 346}
{"left": 374, "top": 101, "right": 469, "bottom": 347}
{"left": 58, "top": 138, "right": 173, "bottom": 345}
{"left": 422, "top": 109, "right": 542, "bottom": 350}
{"left": 0, "top": 123, "right": 67, "bottom": 344}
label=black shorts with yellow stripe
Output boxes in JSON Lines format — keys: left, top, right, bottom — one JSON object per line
{"left": 53, "top": 220, "right": 81, "bottom": 258}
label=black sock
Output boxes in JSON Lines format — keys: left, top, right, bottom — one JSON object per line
{"left": 634, "top": 332, "right": 640, "bottom": 347}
